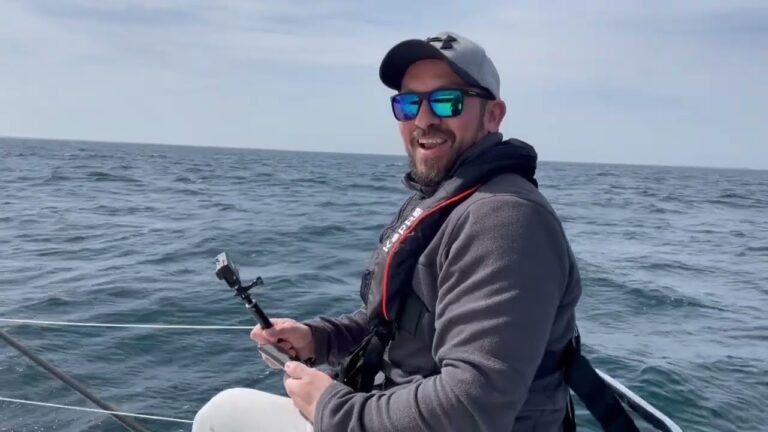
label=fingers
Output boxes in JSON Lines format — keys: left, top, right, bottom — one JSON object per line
{"left": 283, "top": 361, "right": 308, "bottom": 379}
{"left": 250, "top": 326, "right": 280, "bottom": 344}
{"left": 277, "top": 341, "right": 297, "bottom": 358}
{"left": 282, "top": 364, "right": 300, "bottom": 398}
{"left": 263, "top": 327, "right": 282, "bottom": 344}
{"left": 250, "top": 318, "right": 294, "bottom": 344}
{"left": 282, "top": 364, "right": 328, "bottom": 425}
{"left": 250, "top": 326, "right": 273, "bottom": 344}
{"left": 282, "top": 363, "right": 307, "bottom": 408}
{"left": 283, "top": 373, "right": 299, "bottom": 400}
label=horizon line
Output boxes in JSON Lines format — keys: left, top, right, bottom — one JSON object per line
{"left": 1, "top": 134, "right": 764, "bottom": 172}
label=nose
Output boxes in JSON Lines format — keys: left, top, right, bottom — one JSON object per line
{"left": 413, "top": 99, "right": 440, "bottom": 129}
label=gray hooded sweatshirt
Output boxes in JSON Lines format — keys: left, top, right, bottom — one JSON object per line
{"left": 304, "top": 133, "right": 582, "bottom": 431}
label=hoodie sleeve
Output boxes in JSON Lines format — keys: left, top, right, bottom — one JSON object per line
{"left": 313, "top": 194, "right": 570, "bottom": 431}
{"left": 303, "top": 306, "right": 369, "bottom": 367}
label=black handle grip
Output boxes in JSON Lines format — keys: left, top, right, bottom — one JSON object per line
{"left": 247, "top": 300, "right": 273, "bottom": 329}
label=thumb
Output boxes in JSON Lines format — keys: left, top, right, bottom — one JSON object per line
{"left": 284, "top": 360, "right": 309, "bottom": 379}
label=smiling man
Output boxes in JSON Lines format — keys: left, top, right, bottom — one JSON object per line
{"left": 193, "top": 31, "right": 590, "bottom": 432}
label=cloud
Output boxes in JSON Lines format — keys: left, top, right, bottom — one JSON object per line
{"left": 453, "top": 1, "right": 768, "bottom": 167}
{"left": 1, "top": 0, "right": 766, "bottom": 168}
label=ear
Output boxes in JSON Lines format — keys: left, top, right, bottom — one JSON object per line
{"left": 484, "top": 100, "right": 506, "bottom": 133}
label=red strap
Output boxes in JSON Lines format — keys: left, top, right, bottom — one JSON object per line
{"left": 381, "top": 186, "right": 480, "bottom": 320}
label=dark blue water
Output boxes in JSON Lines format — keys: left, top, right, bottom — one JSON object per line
{"left": 1, "top": 138, "right": 766, "bottom": 432}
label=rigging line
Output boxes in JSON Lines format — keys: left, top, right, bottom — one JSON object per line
{"left": 0, "top": 318, "right": 252, "bottom": 330}
{"left": 0, "top": 329, "right": 150, "bottom": 432}
{"left": 0, "top": 396, "right": 193, "bottom": 424}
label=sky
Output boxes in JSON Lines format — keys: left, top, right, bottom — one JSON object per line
{"left": 1, "top": 0, "right": 766, "bottom": 169}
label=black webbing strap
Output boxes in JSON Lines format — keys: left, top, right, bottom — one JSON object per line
{"left": 562, "top": 333, "right": 640, "bottom": 432}
{"left": 338, "top": 325, "right": 394, "bottom": 393}
{"left": 563, "top": 393, "right": 576, "bottom": 432}
{"left": 337, "top": 332, "right": 373, "bottom": 391}
{"left": 357, "top": 327, "right": 392, "bottom": 392}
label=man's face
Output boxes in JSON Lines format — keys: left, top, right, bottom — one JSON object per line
{"left": 397, "top": 59, "right": 491, "bottom": 186}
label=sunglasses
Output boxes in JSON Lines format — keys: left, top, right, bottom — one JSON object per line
{"left": 390, "top": 88, "right": 494, "bottom": 122}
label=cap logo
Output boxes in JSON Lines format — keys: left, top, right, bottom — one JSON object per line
{"left": 426, "top": 35, "right": 457, "bottom": 50}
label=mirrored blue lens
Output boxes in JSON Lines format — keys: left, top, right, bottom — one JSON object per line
{"left": 429, "top": 89, "right": 463, "bottom": 117}
{"left": 392, "top": 93, "right": 421, "bottom": 121}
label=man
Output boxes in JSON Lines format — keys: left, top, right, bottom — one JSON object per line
{"left": 193, "top": 31, "right": 582, "bottom": 431}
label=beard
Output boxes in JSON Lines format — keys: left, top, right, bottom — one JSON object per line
{"left": 408, "top": 157, "right": 448, "bottom": 186}
{"left": 406, "top": 125, "right": 459, "bottom": 187}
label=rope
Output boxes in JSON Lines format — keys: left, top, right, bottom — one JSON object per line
{"left": 0, "top": 318, "right": 252, "bottom": 330}
{"left": 0, "top": 396, "right": 193, "bottom": 424}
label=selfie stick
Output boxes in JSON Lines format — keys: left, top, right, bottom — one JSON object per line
{"left": 214, "top": 252, "right": 291, "bottom": 367}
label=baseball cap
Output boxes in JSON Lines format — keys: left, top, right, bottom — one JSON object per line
{"left": 379, "top": 31, "right": 500, "bottom": 99}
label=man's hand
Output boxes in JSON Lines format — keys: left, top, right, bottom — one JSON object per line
{"left": 250, "top": 318, "right": 315, "bottom": 362}
{"left": 283, "top": 361, "right": 334, "bottom": 425}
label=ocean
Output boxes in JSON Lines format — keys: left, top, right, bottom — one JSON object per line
{"left": 1, "top": 138, "right": 766, "bottom": 432}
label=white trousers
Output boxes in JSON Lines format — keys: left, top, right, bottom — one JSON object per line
{"left": 192, "top": 388, "right": 313, "bottom": 432}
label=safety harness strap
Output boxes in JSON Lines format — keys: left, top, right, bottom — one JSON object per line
{"left": 560, "top": 332, "right": 640, "bottom": 432}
